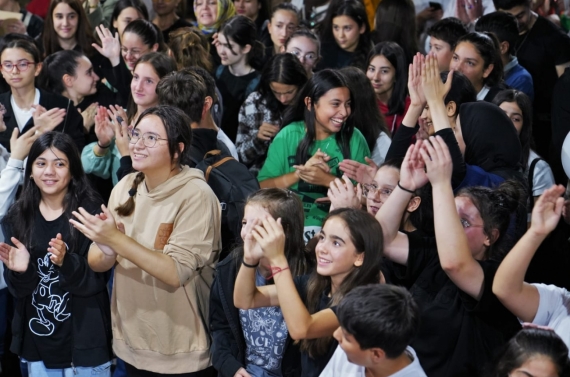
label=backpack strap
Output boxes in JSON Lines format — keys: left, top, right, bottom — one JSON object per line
{"left": 204, "top": 149, "right": 222, "bottom": 159}
{"left": 215, "top": 65, "right": 224, "bottom": 80}
{"left": 245, "top": 76, "right": 260, "bottom": 99}
{"left": 528, "top": 157, "right": 543, "bottom": 210}
{"left": 205, "top": 156, "right": 235, "bottom": 181}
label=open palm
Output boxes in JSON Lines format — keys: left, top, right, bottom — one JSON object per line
{"left": 0, "top": 237, "right": 30, "bottom": 272}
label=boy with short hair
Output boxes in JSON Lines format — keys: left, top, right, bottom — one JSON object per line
{"left": 427, "top": 17, "right": 469, "bottom": 71}
{"left": 475, "top": 11, "right": 534, "bottom": 100}
{"left": 319, "top": 284, "right": 426, "bottom": 377}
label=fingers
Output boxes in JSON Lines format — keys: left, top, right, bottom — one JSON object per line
{"left": 10, "top": 127, "right": 19, "bottom": 143}
{"left": 364, "top": 157, "right": 378, "bottom": 169}
{"left": 11, "top": 237, "right": 24, "bottom": 250}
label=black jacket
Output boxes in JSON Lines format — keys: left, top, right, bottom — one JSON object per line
{"left": 209, "top": 254, "right": 301, "bottom": 377}
{"left": 2, "top": 201, "right": 113, "bottom": 368}
{"left": 0, "top": 89, "right": 85, "bottom": 152}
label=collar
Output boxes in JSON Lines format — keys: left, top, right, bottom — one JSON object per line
{"left": 504, "top": 56, "right": 519, "bottom": 74}
{"left": 476, "top": 86, "right": 490, "bottom": 101}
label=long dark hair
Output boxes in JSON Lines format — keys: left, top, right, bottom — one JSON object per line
{"left": 255, "top": 53, "right": 308, "bottom": 124}
{"left": 340, "top": 66, "right": 390, "bottom": 151}
{"left": 218, "top": 15, "right": 265, "bottom": 70}
{"left": 38, "top": 49, "right": 85, "bottom": 95}
{"left": 126, "top": 52, "right": 177, "bottom": 123}
{"left": 493, "top": 89, "right": 534, "bottom": 173}
{"left": 233, "top": 188, "right": 310, "bottom": 277}
{"left": 42, "top": 0, "right": 96, "bottom": 58}
{"left": 455, "top": 32, "right": 504, "bottom": 88}
{"left": 492, "top": 329, "right": 570, "bottom": 377}
{"left": 319, "top": 0, "right": 371, "bottom": 71}
{"left": 457, "top": 180, "right": 523, "bottom": 261}
{"left": 116, "top": 106, "right": 193, "bottom": 216}
{"left": 109, "top": 0, "right": 149, "bottom": 36}
{"left": 367, "top": 42, "right": 408, "bottom": 116}
{"left": 282, "top": 69, "right": 354, "bottom": 165}
{"left": 372, "top": 0, "right": 418, "bottom": 65}
{"left": 3, "top": 132, "right": 101, "bottom": 252}
{"left": 301, "top": 208, "right": 383, "bottom": 357}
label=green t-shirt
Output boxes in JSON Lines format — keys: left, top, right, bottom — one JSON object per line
{"left": 258, "top": 121, "right": 370, "bottom": 242}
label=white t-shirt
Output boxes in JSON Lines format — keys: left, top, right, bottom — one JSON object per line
{"left": 371, "top": 131, "right": 392, "bottom": 166}
{"left": 528, "top": 150, "right": 555, "bottom": 197}
{"left": 532, "top": 283, "right": 570, "bottom": 351}
{"left": 319, "top": 345, "right": 427, "bottom": 377}
{"left": 11, "top": 88, "right": 40, "bottom": 131}
{"left": 217, "top": 129, "right": 239, "bottom": 160}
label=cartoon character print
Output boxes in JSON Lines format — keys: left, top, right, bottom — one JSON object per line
{"left": 29, "top": 254, "right": 70, "bottom": 336}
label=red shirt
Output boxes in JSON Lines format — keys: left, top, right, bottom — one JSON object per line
{"left": 377, "top": 96, "right": 411, "bottom": 135}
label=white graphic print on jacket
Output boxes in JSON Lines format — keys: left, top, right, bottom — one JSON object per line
{"left": 29, "top": 254, "right": 70, "bottom": 336}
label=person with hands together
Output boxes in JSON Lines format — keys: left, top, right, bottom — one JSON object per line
{"left": 326, "top": 174, "right": 363, "bottom": 211}
{"left": 376, "top": 137, "right": 522, "bottom": 377}
{"left": 72, "top": 106, "right": 221, "bottom": 376}
{"left": 210, "top": 189, "right": 310, "bottom": 377}
{"left": 234, "top": 207, "right": 383, "bottom": 377}
{"left": 1, "top": 131, "right": 112, "bottom": 376}
{"left": 493, "top": 184, "right": 570, "bottom": 350}
{"left": 258, "top": 70, "right": 369, "bottom": 243}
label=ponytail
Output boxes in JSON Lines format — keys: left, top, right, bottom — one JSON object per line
{"left": 116, "top": 172, "right": 145, "bottom": 216}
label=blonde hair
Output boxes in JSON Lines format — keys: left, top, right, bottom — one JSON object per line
{"left": 168, "top": 27, "right": 213, "bottom": 72}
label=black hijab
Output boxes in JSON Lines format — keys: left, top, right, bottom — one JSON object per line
{"left": 459, "top": 101, "right": 522, "bottom": 175}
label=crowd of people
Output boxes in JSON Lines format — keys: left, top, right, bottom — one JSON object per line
{"left": 0, "top": 0, "right": 570, "bottom": 376}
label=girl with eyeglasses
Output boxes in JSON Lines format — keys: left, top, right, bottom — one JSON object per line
{"left": 236, "top": 53, "right": 308, "bottom": 177}
{"left": 376, "top": 138, "right": 521, "bottom": 377}
{"left": 80, "top": 52, "right": 176, "bottom": 188}
{"left": 71, "top": 106, "right": 221, "bottom": 377}
{"left": 283, "top": 28, "right": 321, "bottom": 78}
{"left": 0, "top": 131, "right": 111, "bottom": 377}
{"left": 0, "top": 39, "right": 85, "bottom": 152}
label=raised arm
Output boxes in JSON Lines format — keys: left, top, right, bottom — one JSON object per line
{"left": 376, "top": 141, "right": 428, "bottom": 265}
{"left": 421, "top": 136, "right": 485, "bottom": 300}
{"left": 251, "top": 217, "right": 339, "bottom": 340}
{"left": 493, "top": 185, "right": 565, "bottom": 322}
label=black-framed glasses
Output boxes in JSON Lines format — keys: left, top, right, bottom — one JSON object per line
{"left": 1, "top": 60, "right": 36, "bottom": 72}
{"left": 129, "top": 129, "right": 168, "bottom": 148}
{"left": 362, "top": 183, "right": 393, "bottom": 200}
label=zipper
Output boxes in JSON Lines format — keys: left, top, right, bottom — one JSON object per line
{"left": 71, "top": 361, "right": 77, "bottom": 375}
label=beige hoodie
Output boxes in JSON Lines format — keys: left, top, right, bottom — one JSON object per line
{"left": 107, "top": 166, "right": 221, "bottom": 373}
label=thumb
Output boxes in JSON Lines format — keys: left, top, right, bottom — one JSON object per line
{"left": 91, "top": 43, "right": 103, "bottom": 55}
{"left": 365, "top": 157, "right": 379, "bottom": 169}
{"left": 56, "top": 233, "right": 62, "bottom": 240}
{"left": 11, "top": 237, "right": 24, "bottom": 249}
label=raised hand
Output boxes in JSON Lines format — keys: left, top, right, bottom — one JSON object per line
{"left": 81, "top": 102, "right": 98, "bottom": 133}
{"left": 530, "top": 185, "right": 565, "bottom": 237}
{"left": 94, "top": 106, "right": 115, "bottom": 147}
{"left": 420, "top": 136, "right": 453, "bottom": 186}
{"left": 408, "top": 53, "right": 427, "bottom": 107}
{"left": 10, "top": 126, "right": 44, "bottom": 160}
{"left": 92, "top": 25, "right": 121, "bottom": 66}
{"left": 456, "top": 0, "right": 483, "bottom": 25}
{"left": 0, "top": 237, "right": 30, "bottom": 272}
{"left": 399, "top": 141, "right": 429, "bottom": 191}
{"left": 252, "top": 217, "right": 285, "bottom": 263}
{"left": 48, "top": 233, "right": 67, "bottom": 267}
{"left": 70, "top": 205, "right": 120, "bottom": 246}
{"left": 339, "top": 157, "right": 378, "bottom": 184}
{"left": 328, "top": 174, "right": 362, "bottom": 211}
{"left": 421, "top": 53, "right": 453, "bottom": 104}
{"left": 243, "top": 218, "right": 263, "bottom": 265}
{"left": 32, "top": 105, "right": 66, "bottom": 131}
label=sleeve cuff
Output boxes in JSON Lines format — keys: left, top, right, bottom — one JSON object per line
{"left": 6, "top": 158, "right": 24, "bottom": 169}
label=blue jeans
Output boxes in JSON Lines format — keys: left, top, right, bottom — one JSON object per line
{"left": 26, "top": 360, "right": 112, "bottom": 377}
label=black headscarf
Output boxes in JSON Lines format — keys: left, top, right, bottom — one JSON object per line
{"left": 459, "top": 101, "right": 522, "bottom": 175}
